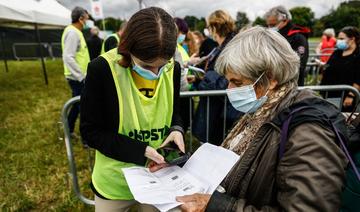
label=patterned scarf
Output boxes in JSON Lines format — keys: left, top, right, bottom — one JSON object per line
{"left": 222, "top": 82, "right": 295, "bottom": 155}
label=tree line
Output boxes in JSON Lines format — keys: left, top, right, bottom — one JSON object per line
{"left": 95, "top": 0, "right": 360, "bottom": 37}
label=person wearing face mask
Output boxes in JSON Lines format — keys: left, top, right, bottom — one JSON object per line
{"left": 192, "top": 10, "right": 241, "bottom": 146}
{"left": 176, "top": 26, "right": 348, "bottom": 212}
{"left": 174, "top": 17, "right": 191, "bottom": 90}
{"left": 316, "top": 28, "right": 337, "bottom": 63}
{"left": 80, "top": 7, "right": 184, "bottom": 211}
{"left": 61, "top": 6, "right": 91, "bottom": 139}
{"left": 265, "top": 6, "right": 310, "bottom": 86}
{"left": 173, "top": 18, "right": 193, "bottom": 133}
{"left": 321, "top": 26, "right": 360, "bottom": 112}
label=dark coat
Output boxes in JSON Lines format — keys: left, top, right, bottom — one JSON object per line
{"left": 206, "top": 89, "right": 347, "bottom": 211}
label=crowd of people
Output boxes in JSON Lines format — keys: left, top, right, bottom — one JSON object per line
{"left": 60, "top": 4, "right": 360, "bottom": 212}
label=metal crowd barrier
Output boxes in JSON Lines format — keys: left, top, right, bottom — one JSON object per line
{"left": 305, "top": 62, "right": 321, "bottom": 85}
{"left": 60, "top": 85, "right": 360, "bottom": 205}
{"left": 12, "top": 42, "right": 62, "bottom": 60}
{"left": 61, "top": 96, "right": 94, "bottom": 205}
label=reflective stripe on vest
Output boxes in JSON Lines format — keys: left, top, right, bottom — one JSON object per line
{"left": 100, "top": 33, "right": 120, "bottom": 54}
{"left": 61, "top": 25, "right": 90, "bottom": 76}
{"left": 92, "top": 48, "right": 174, "bottom": 200}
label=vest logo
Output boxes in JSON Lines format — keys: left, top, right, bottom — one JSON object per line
{"left": 128, "top": 126, "right": 170, "bottom": 142}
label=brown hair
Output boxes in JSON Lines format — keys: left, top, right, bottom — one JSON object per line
{"left": 340, "top": 26, "right": 360, "bottom": 48}
{"left": 207, "top": 10, "right": 236, "bottom": 38}
{"left": 118, "top": 7, "right": 177, "bottom": 67}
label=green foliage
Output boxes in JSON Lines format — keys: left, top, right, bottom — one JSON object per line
{"left": 95, "top": 17, "right": 125, "bottom": 32}
{"left": 253, "top": 17, "right": 266, "bottom": 27}
{"left": 235, "top": 11, "right": 250, "bottom": 30}
{"left": 320, "top": 3, "right": 360, "bottom": 33}
{"left": 290, "top": 6, "right": 315, "bottom": 28}
{"left": 184, "top": 16, "right": 206, "bottom": 32}
{"left": 312, "top": 19, "right": 325, "bottom": 37}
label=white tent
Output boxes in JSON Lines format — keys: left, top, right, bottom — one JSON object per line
{"left": 0, "top": 0, "right": 70, "bottom": 27}
{"left": 0, "top": 0, "right": 72, "bottom": 83}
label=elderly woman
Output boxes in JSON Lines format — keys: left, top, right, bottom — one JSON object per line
{"left": 177, "top": 26, "right": 348, "bottom": 211}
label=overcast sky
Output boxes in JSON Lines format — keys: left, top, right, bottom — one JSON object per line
{"left": 57, "top": 0, "right": 346, "bottom": 21}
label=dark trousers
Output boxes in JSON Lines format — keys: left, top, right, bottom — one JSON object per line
{"left": 67, "top": 79, "right": 84, "bottom": 133}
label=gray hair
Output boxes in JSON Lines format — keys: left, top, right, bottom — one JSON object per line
{"left": 264, "top": 6, "right": 292, "bottom": 21}
{"left": 323, "top": 28, "right": 335, "bottom": 37}
{"left": 215, "top": 26, "right": 300, "bottom": 87}
{"left": 71, "top": 6, "right": 88, "bottom": 23}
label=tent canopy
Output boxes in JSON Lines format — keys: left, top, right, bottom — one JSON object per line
{"left": 0, "top": 0, "right": 71, "bottom": 28}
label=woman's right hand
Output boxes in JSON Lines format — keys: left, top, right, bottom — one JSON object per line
{"left": 144, "top": 146, "right": 165, "bottom": 164}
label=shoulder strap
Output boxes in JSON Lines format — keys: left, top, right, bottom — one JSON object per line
{"left": 279, "top": 106, "right": 360, "bottom": 182}
{"left": 279, "top": 106, "right": 313, "bottom": 159}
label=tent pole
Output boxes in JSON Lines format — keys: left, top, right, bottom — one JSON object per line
{"left": 1, "top": 32, "right": 9, "bottom": 72}
{"left": 34, "top": 23, "right": 48, "bottom": 85}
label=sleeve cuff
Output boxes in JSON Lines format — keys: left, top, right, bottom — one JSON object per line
{"left": 206, "top": 191, "right": 236, "bottom": 212}
{"left": 169, "top": 125, "right": 185, "bottom": 135}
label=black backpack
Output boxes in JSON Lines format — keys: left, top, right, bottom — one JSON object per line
{"left": 276, "top": 99, "right": 360, "bottom": 211}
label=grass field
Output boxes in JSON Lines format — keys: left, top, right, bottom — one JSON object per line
{"left": 0, "top": 60, "right": 93, "bottom": 211}
{"left": 308, "top": 37, "right": 321, "bottom": 43}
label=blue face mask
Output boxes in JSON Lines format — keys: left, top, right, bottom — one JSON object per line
{"left": 226, "top": 73, "right": 268, "bottom": 113}
{"left": 336, "top": 39, "right": 349, "bottom": 50}
{"left": 177, "top": 34, "right": 186, "bottom": 44}
{"left": 132, "top": 62, "right": 166, "bottom": 80}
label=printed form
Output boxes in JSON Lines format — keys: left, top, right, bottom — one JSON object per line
{"left": 122, "top": 143, "right": 240, "bottom": 211}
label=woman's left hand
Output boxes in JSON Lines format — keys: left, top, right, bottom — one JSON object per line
{"left": 176, "top": 193, "right": 211, "bottom": 212}
{"left": 160, "top": 130, "right": 185, "bottom": 153}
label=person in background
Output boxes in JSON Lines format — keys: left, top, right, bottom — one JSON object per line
{"left": 265, "top": 5, "right": 310, "bottom": 86}
{"left": 316, "top": 28, "right": 337, "bottom": 63}
{"left": 192, "top": 31, "right": 205, "bottom": 55}
{"left": 197, "top": 28, "right": 218, "bottom": 70}
{"left": 321, "top": 26, "right": 360, "bottom": 112}
{"left": 61, "top": 6, "right": 91, "bottom": 139}
{"left": 174, "top": 18, "right": 199, "bottom": 132}
{"left": 174, "top": 17, "right": 191, "bottom": 91}
{"left": 192, "top": 10, "right": 241, "bottom": 145}
{"left": 186, "top": 31, "right": 199, "bottom": 57}
{"left": 101, "top": 21, "right": 127, "bottom": 54}
{"left": 177, "top": 26, "right": 347, "bottom": 212}
{"left": 81, "top": 7, "right": 184, "bottom": 211}
{"left": 87, "top": 27, "right": 103, "bottom": 60}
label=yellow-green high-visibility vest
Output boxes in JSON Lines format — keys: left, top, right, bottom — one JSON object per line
{"left": 61, "top": 25, "right": 90, "bottom": 77}
{"left": 92, "top": 48, "right": 174, "bottom": 200}
{"left": 177, "top": 43, "right": 190, "bottom": 63}
{"left": 100, "top": 33, "right": 120, "bottom": 54}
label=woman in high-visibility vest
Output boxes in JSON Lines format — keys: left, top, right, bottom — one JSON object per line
{"left": 80, "top": 7, "right": 184, "bottom": 211}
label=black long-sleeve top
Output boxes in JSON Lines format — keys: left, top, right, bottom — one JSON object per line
{"left": 80, "top": 56, "right": 183, "bottom": 166}
{"left": 279, "top": 22, "right": 309, "bottom": 86}
{"left": 104, "top": 36, "right": 119, "bottom": 52}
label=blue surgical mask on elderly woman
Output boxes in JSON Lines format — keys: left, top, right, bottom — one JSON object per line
{"left": 226, "top": 73, "right": 268, "bottom": 113}
{"left": 133, "top": 61, "right": 166, "bottom": 80}
{"left": 177, "top": 34, "right": 186, "bottom": 44}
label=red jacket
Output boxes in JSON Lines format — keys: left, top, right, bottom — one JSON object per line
{"left": 320, "top": 35, "right": 336, "bottom": 62}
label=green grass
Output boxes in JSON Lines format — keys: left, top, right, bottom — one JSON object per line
{"left": 308, "top": 37, "right": 321, "bottom": 43}
{"left": 0, "top": 60, "right": 93, "bottom": 211}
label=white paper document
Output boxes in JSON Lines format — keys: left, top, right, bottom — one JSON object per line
{"left": 122, "top": 143, "right": 240, "bottom": 211}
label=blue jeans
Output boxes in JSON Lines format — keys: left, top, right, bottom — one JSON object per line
{"left": 67, "top": 79, "right": 84, "bottom": 133}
